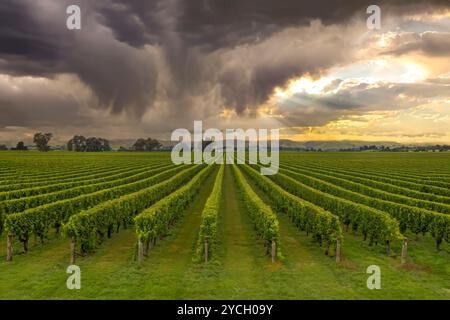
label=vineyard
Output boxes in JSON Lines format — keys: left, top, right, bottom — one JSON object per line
{"left": 0, "top": 151, "right": 449, "bottom": 299}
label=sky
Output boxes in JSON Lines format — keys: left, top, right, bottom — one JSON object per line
{"left": 0, "top": 0, "right": 449, "bottom": 145}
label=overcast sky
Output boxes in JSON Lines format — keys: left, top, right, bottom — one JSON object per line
{"left": 0, "top": 0, "right": 449, "bottom": 145}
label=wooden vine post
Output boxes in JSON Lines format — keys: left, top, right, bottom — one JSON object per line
{"left": 144, "top": 240, "right": 149, "bottom": 257}
{"left": 70, "top": 237, "right": 76, "bottom": 264}
{"left": 204, "top": 236, "right": 209, "bottom": 263}
{"left": 401, "top": 237, "right": 408, "bottom": 265}
{"left": 271, "top": 237, "right": 276, "bottom": 263}
{"left": 6, "top": 233, "right": 13, "bottom": 262}
{"left": 137, "top": 237, "right": 144, "bottom": 265}
{"left": 335, "top": 237, "right": 341, "bottom": 263}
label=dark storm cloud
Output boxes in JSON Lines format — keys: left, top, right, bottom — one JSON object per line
{"left": 0, "top": 0, "right": 448, "bottom": 127}
{"left": 98, "top": 0, "right": 362, "bottom": 50}
{"left": 0, "top": 0, "right": 158, "bottom": 117}
{"left": 0, "top": 1, "right": 70, "bottom": 76}
{"left": 98, "top": 0, "right": 449, "bottom": 50}
{"left": 95, "top": 0, "right": 450, "bottom": 111}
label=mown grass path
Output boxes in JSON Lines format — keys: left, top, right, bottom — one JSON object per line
{"left": 210, "top": 165, "right": 265, "bottom": 298}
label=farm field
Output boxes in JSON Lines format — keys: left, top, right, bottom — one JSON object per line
{"left": 0, "top": 151, "right": 450, "bottom": 299}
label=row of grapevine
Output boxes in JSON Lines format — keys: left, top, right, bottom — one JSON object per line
{"left": 257, "top": 165, "right": 403, "bottom": 245}
{"left": 0, "top": 164, "right": 173, "bottom": 214}
{"left": 64, "top": 165, "right": 206, "bottom": 253}
{"left": 358, "top": 170, "right": 450, "bottom": 189}
{"left": 0, "top": 162, "right": 133, "bottom": 185}
{"left": 0, "top": 156, "right": 167, "bottom": 185}
{"left": 295, "top": 162, "right": 450, "bottom": 198}
{"left": 134, "top": 165, "right": 215, "bottom": 260}
{"left": 312, "top": 164, "right": 450, "bottom": 188}
{"left": 2, "top": 165, "right": 187, "bottom": 242}
{"left": 280, "top": 153, "right": 450, "bottom": 178}
{"left": 288, "top": 162, "right": 450, "bottom": 205}
{"left": 195, "top": 164, "right": 224, "bottom": 262}
{"left": 282, "top": 163, "right": 450, "bottom": 214}
{"left": 232, "top": 165, "right": 282, "bottom": 257}
{"left": 0, "top": 162, "right": 153, "bottom": 192}
{"left": 241, "top": 164, "right": 342, "bottom": 254}
{"left": 286, "top": 159, "right": 450, "bottom": 185}
{"left": 280, "top": 153, "right": 450, "bottom": 177}
{"left": 0, "top": 162, "right": 165, "bottom": 200}
{"left": 280, "top": 166, "right": 450, "bottom": 249}
{"left": 0, "top": 162, "right": 106, "bottom": 181}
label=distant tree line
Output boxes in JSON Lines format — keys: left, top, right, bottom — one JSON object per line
{"left": 339, "top": 145, "right": 450, "bottom": 152}
{"left": 1, "top": 132, "right": 164, "bottom": 152}
{"left": 4, "top": 132, "right": 447, "bottom": 153}
{"left": 67, "top": 135, "right": 164, "bottom": 152}
{"left": 279, "top": 144, "right": 450, "bottom": 152}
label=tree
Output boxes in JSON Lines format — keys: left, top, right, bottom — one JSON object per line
{"left": 132, "top": 138, "right": 147, "bottom": 151}
{"left": 67, "top": 136, "right": 110, "bottom": 152}
{"left": 86, "top": 137, "right": 101, "bottom": 152}
{"left": 0, "top": 144, "right": 7, "bottom": 151}
{"left": 33, "top": 133, "right": 53, "bottom": 152}
{"left": 85, "top": 137, "right": 111, "bottom": 152}
{"left": 67, "top": 140, "right": 73, "bottom": 151}
{"left": 67, "top": 135, "right": 87, "bottom": 152}
{"left": 146, "top": 138, "right": 161, "bottom": 151}
{"left": 15, "top": 141, "right": 28, "bottom": 151}
{"left": 132, "top": 138, "right": 161, "bottom": 151}
{"left": 99, "top": 138, "right": 112, "bottom": 152}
